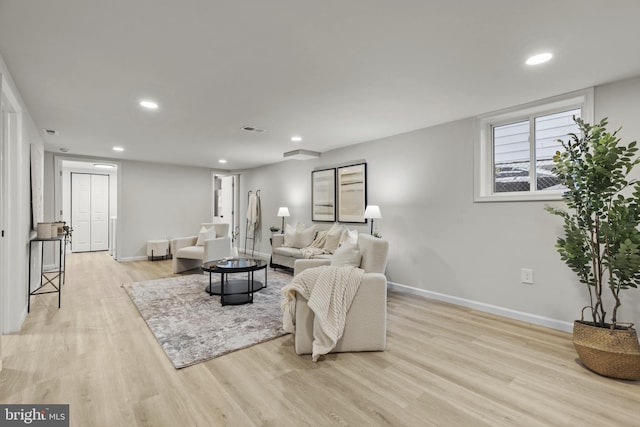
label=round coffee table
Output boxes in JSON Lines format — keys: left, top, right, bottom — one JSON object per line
{"left": 201, "top": 258, "right": 267, "bottom": 305}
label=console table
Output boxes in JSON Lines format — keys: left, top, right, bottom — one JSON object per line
{"left": 28, "top": 236, "right": 64, "bottom": 312}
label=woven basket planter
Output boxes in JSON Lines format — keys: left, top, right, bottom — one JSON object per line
{"left": 573, "top": 320, "right": 640, "bottom": 380}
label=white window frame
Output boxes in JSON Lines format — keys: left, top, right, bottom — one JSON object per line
{"left": 474, "top": 87, "right": 594, "bottom": 202}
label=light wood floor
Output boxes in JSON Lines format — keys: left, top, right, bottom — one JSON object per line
{"left": 1, "top": 252, "right": 638, "bottom": 426}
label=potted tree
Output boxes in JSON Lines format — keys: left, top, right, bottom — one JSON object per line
{"left": 546, "top": 117, "right": 640, "bottom": 380}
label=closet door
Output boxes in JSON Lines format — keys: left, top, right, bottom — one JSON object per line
{"left": 71, "top": 173, "right": 109, "bottom": 252}
{"left": 71, "top": 173, "right": 92, "bottom": 252}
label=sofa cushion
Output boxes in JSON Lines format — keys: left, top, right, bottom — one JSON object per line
{"left": 283, "top": 223, "right": 302, "bottom": 247}
{"left": 323, "top": 223, "right": 345, "bottom": 254}
{"left": 175, "top": 245, "right": 204, "bottom": 260}
{"left": 294, "top": 225, "right": 316, "bottom": 248}
{"left": 283, "top": 223, "right": 316, "bottom": 249}
{"left": 331, "top": 243, "right": 362, "bottom": 267}
{"left": 273, "top": 246, "right": 305, "bottom": 259}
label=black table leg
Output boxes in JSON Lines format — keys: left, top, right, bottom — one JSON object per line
{"left": 58, "top": 238, "right": 62, "bottom": 308}
{"left": 209, "top": 270, "right": 212, "bottom": 296}
{"left": 27, "top": 240, "right": 32, "bottom": 313}
{"left": 221, "top": 272, "right": 226, "bottom": 306}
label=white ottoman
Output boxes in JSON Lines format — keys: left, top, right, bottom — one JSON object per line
{"left": 147, "top": 239, "right": 169, "bottom": 261}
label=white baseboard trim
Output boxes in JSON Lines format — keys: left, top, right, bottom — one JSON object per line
{"left": 388, "top": 281, "right": 573, "bottom": 333}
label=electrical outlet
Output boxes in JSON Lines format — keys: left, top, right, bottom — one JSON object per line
{"left": 521, "top": 268, "right": 534, "bottom": 284}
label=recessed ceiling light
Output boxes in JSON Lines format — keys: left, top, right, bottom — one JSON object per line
{"left": 291, "top": 136, "right": 303, "bottom": 142}
{"left": 139, "top": 100, "right": 159, "bottom": 109}
{"left": 218, "top": 159, "right": 227, "bottom": 164}
{"left": 526, "top": 52, "right": 553, "bottom": 65}
{"left": 113, "top": 146, "right": 124, "bottom": 152}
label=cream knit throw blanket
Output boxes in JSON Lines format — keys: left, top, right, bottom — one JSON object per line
{"left": 281, "top": 266, "right": 364, "bottom": 361}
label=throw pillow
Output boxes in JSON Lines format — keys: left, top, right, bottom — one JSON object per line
{"left": 293, "top": 225, "right": 316, "bottom": 248}
{"left": 283, "top": 223, "right": 302, "bottom": 247}
{"left": 195, "top": 226, "right": 216, "bottom": 246}
{"left": 331, "top": 243, "right": 362, "bottom": 268}
{"left": 323, "top": 223, "right": 345, "bottom": 254}
{"left": 338, "top": 227, "right": 358, "bottom": 247}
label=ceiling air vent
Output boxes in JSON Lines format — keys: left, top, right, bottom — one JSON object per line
{"left": 43, "top": 129, "right": 59, "bottom": 136}
{"left": 241, "top": 126, "right": 265, "bottom": 133}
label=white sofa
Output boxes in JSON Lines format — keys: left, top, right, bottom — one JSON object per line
{"left": 270, "top": 223, "right": 356, "bottom": 269}
{"left": 291, "top": 233, "right": 389, "bottom": 355}
{"left": 170, "top": 223, "right": 230, "bottom": 273}
{"left": 270, "top": 233, "right": 332, "bottom": 269}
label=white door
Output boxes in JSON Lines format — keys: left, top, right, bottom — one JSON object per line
{"left": 90, "top": 175, "right": 109, "bottom": 251}
{"left": 220, "top": 175, "right": 234, "bottom": 226}
{"left": 71, "top": 173, "right": 91, "bottom": 252}
{"left": 71, "top": 173, "right": 109, "bottom": 252}
{"left": 213, "top": 174, "right": 237, "bottom": 239}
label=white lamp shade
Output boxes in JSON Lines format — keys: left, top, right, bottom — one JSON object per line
{"left": 363, "top": 205, "right": 382, "bottom": 219}
{"left": 277, "top": 207, "right": 290, "bottom": 217}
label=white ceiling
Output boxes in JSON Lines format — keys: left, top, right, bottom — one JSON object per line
{"left": 1, "top": 0, "right": 640, "bottom": 170}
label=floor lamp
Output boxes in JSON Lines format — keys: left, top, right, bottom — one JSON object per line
{"left": 277, "top": 207, "right": 290, "bottom": 232}
{"left": 364, "top": 205, "right": 382, "bottom": 235}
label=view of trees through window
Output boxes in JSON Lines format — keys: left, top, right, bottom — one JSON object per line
{"left": 493, "top": 108, "right": 581, "bottom": 193}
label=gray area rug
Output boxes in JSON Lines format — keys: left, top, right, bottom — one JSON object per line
{"left": 124, "top": 269, "right": 292, "bottom": 368}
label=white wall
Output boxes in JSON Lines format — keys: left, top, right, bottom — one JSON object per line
{"left": 42, "top": 155, "right": 219, "bottom": 261}
{"left": 117, "top": 160, "right": 214, "bottom": 260}
{"left": 240, "top": 76, "right": 640, "bottom": 330}
{"left": 593, "top": 76, "right": 640, "bottom": 326}
{"left": 0, "top": 52, "right": 45, "bottom": 334}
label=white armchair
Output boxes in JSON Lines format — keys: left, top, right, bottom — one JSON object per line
{"left": 170, "top": 223, "right": 230, "bottom": 273}
{"left": 292, "top": 233, "right": 389, "bottom": 355}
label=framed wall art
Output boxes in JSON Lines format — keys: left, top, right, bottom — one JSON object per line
{"left": 311, "top": 168, "right": 336, "bottom": 222}
{"left": 337, "top": 163, "right": 367, "bottom": 223}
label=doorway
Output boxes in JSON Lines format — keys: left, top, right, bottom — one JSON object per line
{"left": 213, "top": 174, "right": 239, "bottom": 240}
{"left": 71, "top": 173, "right": 109, "bottom": 252}
{"left": 55, "top": 158, "right": 119, "bottom": 258}
{"left": 0, "top": 89, "right": 6, "bottom": 340}
{"left": 1, "top": 77, "right": 22, "bottom": 335}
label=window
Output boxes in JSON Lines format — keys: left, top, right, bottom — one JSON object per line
{"left": 475, "top": 88, "right": 594, "bottom": 202}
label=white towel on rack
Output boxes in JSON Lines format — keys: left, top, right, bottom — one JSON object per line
{"left": 247, "top": 193, "right": 260, "bottom": 232}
